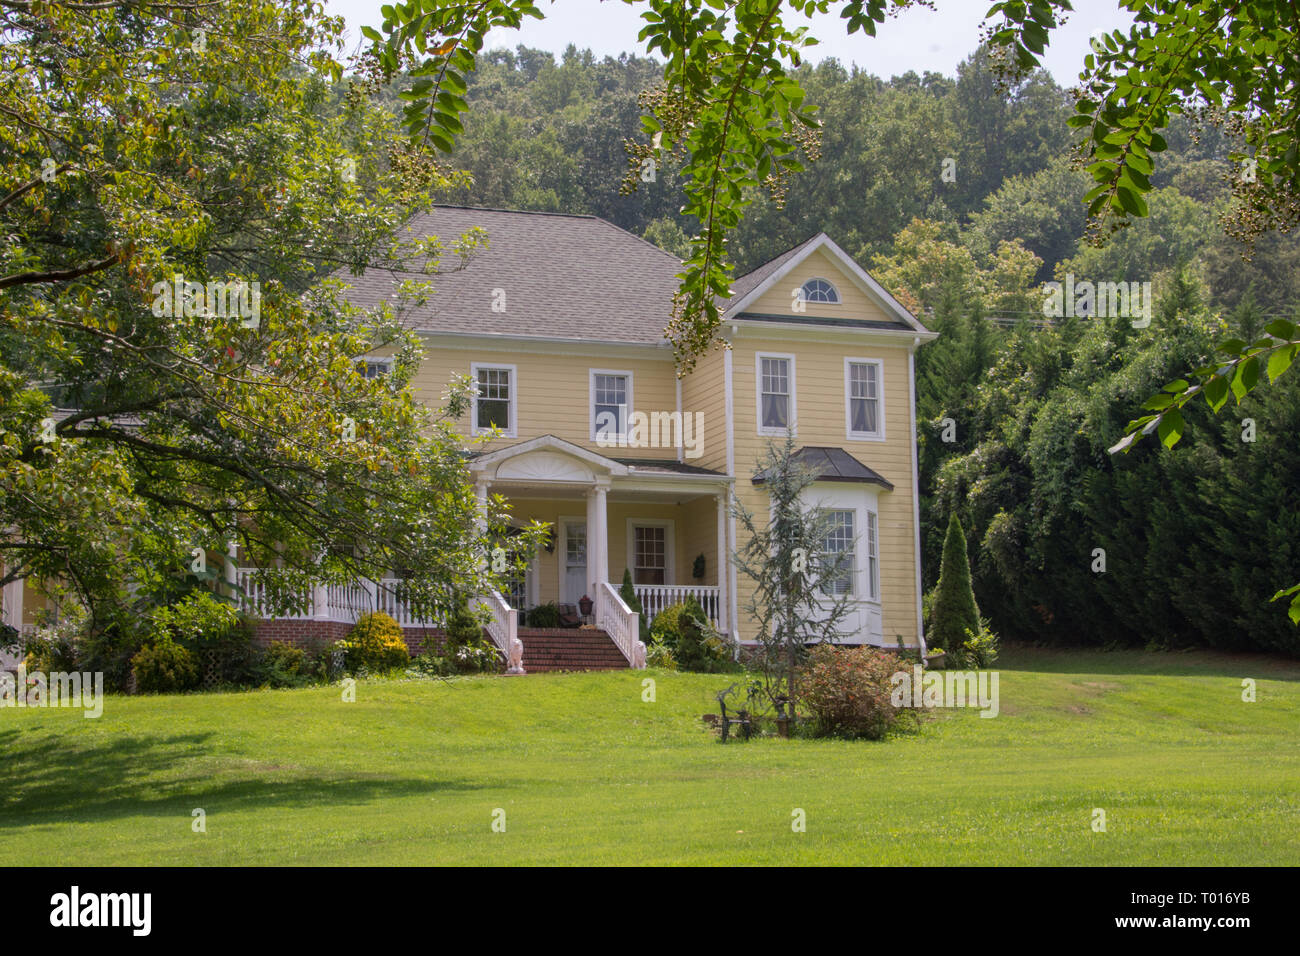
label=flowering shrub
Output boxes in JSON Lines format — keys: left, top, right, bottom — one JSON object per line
{"left": 340, "top": 612, "right": 410, "bottom": 673}
{"left": 645, "top": 638, "right": 677, "bottom": 670}
{"left": 796, "top": 644, "right": 915, "bottom": 740}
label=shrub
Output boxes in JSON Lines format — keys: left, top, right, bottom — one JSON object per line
{"left": 954, "top": 619, "right": 1000, "bottom": 669}
{"left": 796, "top": 644, "right": 914, "bottom": 740}
{"left": 447, "top": 638, "right": 501, "bottom": 674}
{"left": 929, "top": 514, "right": 981, "bottom": 655}
{"left": 673, "top": 597, "right": 730, "bottom": 673}
{"left": 645, "top": 638, "right": 677, "bottom": 670}
{"left": 131, "top": 639, "right": 199, "bottom": 693}
{"left": 257, "top": 640, "right": 312, "bottom": 688}
{"left": 648, "top": 601, "right": 689, "bottom": 648}
{"left": 339, "top": 612, "right": 410, "bottom": 673}
{"left": 526, "top": 602, "right": 561, "bottom": 628}
{"left": 444, "top": 603, "right": 483, "bottom": 648}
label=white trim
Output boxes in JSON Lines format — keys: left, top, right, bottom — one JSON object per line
{"left": 626, "top": 518, "right": 676, "bottom": 585}
{"left": 909, "top": 340, "right": 928, "bottom": 656}
{"left": 844, "top": 356, "right": 886, "bottom": 443}
{"left": 470, "top": 433, "right": 629, "bottom": 477}
{"left": 801, "top": 482, "right": 884, "bottom": 644}
{"left": 470, "top": 361, "right": 518, "bottom": 438}
{"left": 361, "top": 357, "right": 393, "bottom": 379}
{"left": 755, "top": 351, "right": 797, "bottom": 437}
{"left": 725, "top": 233, "right": 930, "bottom": 334}
{"left": 589, "top": 367, "right": 635, "bottom": 445}
{"left": 724, "top": 344, "right": 739, "bottom": 645}
{"left": 675, "top": 375, "right": 684, "bottom": 463}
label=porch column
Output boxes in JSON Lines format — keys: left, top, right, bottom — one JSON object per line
{"left": 715, "top": 491, "right": 729, "bottom": 634}
{"left": 2, "top": 571, "right": 23, "bottom": 632}
{"left": 474, "top": 477, "right": 490, "bottom": 532}
{"left": 587, "top": 479, "right": 610, "bottom": 594}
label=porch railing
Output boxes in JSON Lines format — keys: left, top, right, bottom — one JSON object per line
{"left": 596, "top": 580, "right": 645, "bottom": 668}
{"left": 476, "top": 589, "right": 524, "bottom": 675}
{"left": 634, "top": 584, "right": 721, "bottom": 630}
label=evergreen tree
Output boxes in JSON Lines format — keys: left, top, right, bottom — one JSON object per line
{"left": 930, "top": 514, "right": 981, "bottom": 652}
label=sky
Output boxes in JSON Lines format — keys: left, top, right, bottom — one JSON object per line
{"left": 324, "top": 0, "right": 1136, "bottom": 86}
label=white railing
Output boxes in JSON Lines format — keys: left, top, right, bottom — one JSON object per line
{"left": 634, "top": 584, "right": 721, "bottom": 629}
{"left": 477, "top": 589, "right": 524, "bottom": 675}
{"left": 234, "top": 568, "right": 314, "bottom": 619}
{"left": 597, "top": 580, "right": 646, "bottom": 668}
{"left": 376, "top": 578, "right": 443, "bottom": 627}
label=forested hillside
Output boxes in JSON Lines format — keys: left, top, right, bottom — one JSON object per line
{"left": 413, "top": 44, "right": 1300, "bottom": 655}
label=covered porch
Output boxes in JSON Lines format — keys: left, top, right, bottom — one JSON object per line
{"left": 471, "top": 435, "right": 732, "bottom": 634}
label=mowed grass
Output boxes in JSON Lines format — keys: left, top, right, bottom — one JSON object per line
{"left": 2, "top": 645, "right": 1297, "bottom": 865}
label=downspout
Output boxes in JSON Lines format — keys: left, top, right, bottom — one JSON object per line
{"left": 909, "top": 336, "right": 928, "bottom": 661}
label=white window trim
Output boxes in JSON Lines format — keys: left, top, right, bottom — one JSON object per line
{"left": 801, "top": 484, "right": 882, "bottom": 608}
{"left": 626, "top": 518, "right": 675, "bottom": 585}
{"left": 589, "top": 368, "right": 635, "bottom": 445}
{"left": 361, "top": 357, "right": 392, "bottom": 379}
{"left": 844, "top": 357, "right": 886, "bottom": 442}
{"left": 755, "top": 351, "right": 797, "bottom": 437}
{"left": 470, "top": 362, "right": 517, "bottom": 438}
{"left": 802, "top": 276, "right": 841, "bottom": 304}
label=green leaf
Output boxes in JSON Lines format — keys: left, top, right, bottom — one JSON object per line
{"left": 1267, "top": 345, "right": 1296, "bottom": 384}
{"left": 1157, "top": 409, "right": 1184, "bottom": 449}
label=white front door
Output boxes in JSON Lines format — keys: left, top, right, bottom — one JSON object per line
{"left": 561, "top": 520, "right": 587, "bottom": 606}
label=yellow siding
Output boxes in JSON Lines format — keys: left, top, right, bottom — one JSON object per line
{"left": 744, "top": 246, "right": 895, "bottom": 322}
{"left": 411, "top": 343, "right": 681, "bottom": 460}
{"left": 678, "top": 345, "right": 728, "bottom": 472}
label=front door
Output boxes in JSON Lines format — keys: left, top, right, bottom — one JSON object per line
{"left": 561, "top": 520, "right": 587, "bottom": 606}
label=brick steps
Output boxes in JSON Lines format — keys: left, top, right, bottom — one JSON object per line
{"left": 518, "top": 628, "right": 629, "bottom": 672}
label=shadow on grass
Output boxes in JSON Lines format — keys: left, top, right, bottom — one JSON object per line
{"left": 998, "top": 643, "right": 1300, "bottom": 682}
{"left": 0, "top": 728, "right": 480, "bottom": 828}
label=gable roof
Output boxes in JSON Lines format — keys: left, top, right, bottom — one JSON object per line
{"left": 338, "top": 206, "right": 682, "bottom": 346}
{"left": 724, "top": 233, "right": 930, "bottom": 335}
{"left": 752, "top": 446, "right": 894, "bottom": 490}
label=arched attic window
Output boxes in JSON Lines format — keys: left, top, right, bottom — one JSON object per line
{"left": 801, "top": 277, "right": 840, "bottom": 304}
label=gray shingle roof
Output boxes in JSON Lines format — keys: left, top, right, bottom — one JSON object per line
{"left": 723, "top": 234, "right": 823, "bottom": 314}
{"left": 752, "top": 446, "right": 894, "bottom": 490}
{"left": 337, "top": 206, "right": 682, "bottom": 345}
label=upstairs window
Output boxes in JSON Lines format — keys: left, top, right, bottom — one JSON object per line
{"left": 591, "top": 370, "right": 632, "bottom": 442}
{"left": 360, "top": 359, "right": 391, "bottom": 380}
{"left": 846, "top": 359, "right": 884, "bottom": 440}
{"left": 472, "top": 363, "right": 516, "bottom": 436}
{"left": 801, "top": 278, "right": 840, "bottom": 304}
{"left": 758, "top": 354, "right": 795, "bottom": 435}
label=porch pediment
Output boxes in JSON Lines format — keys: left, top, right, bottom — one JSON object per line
{"left": 471, "top": 434, "right": 628, "bottom": 484}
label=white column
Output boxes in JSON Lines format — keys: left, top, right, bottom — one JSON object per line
{"left": 715, "top": 491, "right": 729, "bottom": 634}
{"left": 474, "top": 477, "right": 489, "bottom": 532}
{"left": 593, "top": 481, "right": 609, "bottom": 588}
{"left": 585, "top": 487, "right": 599, "bottom": 596}
{"left": 2, "top": 573, "right": 23, "bottom": 632}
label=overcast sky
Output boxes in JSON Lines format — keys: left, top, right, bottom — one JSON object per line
{"left": 324, "top": 0, "right": 1135, "bottom": 86}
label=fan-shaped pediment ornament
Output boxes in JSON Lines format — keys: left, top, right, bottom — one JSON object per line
{"left": 494, "top": 450, "right": 595, "bottom": 483}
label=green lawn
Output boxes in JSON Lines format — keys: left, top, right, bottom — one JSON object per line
{"left": 2, "top": 646, "right": 1297, "bottom": 865}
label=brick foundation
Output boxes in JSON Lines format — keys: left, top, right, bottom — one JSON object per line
{"left": 251, "top": 619, "right": 450, "bottom": 657}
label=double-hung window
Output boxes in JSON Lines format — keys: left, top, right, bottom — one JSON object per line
{"left": 472, "top": 363, "right": 516, "bottom": 436}
{"left": 591, "top": 370, "right": 632, "bottom": 443}
{"left": 846, "top": 358, "right": 884, "bottom": 440}
{"left": 632, "top": 525, "right": 667, "bottom": 585}
{"left": 758, "top": 354, "right": 795, "bottom": 435}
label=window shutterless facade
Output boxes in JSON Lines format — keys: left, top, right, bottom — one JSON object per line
{"left": 590, "top": 369, "right": 632, "bottom": 443}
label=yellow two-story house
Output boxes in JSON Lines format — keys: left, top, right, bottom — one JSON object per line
{"left": 0, "top": 205, "right": 937, "bottom": 673}
{"left": 354, "top": 206, "right": 937, "bottom": 668}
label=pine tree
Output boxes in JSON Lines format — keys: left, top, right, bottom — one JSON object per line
{"left": 930, "top": 513, "right": 981, "bottom": 652}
